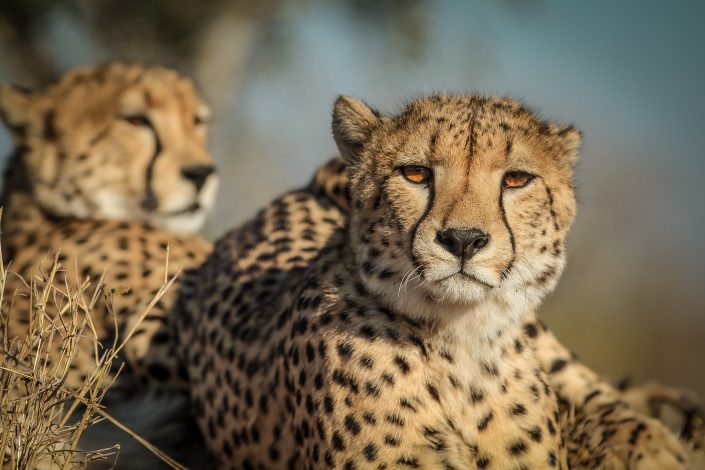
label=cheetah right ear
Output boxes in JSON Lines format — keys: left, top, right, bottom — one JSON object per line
{"left": 332, "top": 96, "right": 382, "bottom": 163}
{"left": 548, "top": 123, "right": 582, "bottom": 164}
{"left": 0, "top": 84, "right": 41, "bottom": 142}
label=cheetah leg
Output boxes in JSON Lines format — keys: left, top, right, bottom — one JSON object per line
{"left": 523, "top": 311, "right": 691, "bottom": 469}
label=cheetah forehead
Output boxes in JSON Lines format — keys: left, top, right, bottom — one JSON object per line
{"left": 359, "top": 94, "right": 581, "bottom": 170}
{"left": 0, "top": 62, "right": 207, "bottom": 143}
{"left": 391, "top": 95, "right": 549, "bottom": 134}
{"left": 48, "top": 62, "right": 205, "bottom": 111}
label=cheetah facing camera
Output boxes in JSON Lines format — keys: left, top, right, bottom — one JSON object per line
{"left": 0, "top": 63, "right": 215, "bottom": 391}
{"left": 180, "top": 95, "right": 689, "bottom": 469}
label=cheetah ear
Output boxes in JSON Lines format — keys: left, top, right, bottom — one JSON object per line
{"left": 549, "top": 123, "right": 582, "bottom": 164}
{"left": 0, "top": 84, "right": 41, "bottom": 142}
{"left": 332, "top": 96, "right": 382, "bottom": 163}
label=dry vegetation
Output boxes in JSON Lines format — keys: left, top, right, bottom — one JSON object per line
{"left": 0, "top": 243, "right": 184, "bottom": 469}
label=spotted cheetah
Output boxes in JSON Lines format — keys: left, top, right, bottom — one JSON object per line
{"left": 178, "top": 95, "right": 691, "bottom": 468}
{"left": 309, "top": 157, "right": 705, "bottom": 462}
{"left": 0, "top": 63, "right": 217, "bottom": 391}
{"left": 315, "top": 156, "right": 705, "bottom": 462}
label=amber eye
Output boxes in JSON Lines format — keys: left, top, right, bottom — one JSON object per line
{"left": 503, "top": 171, "right": 534, "bottom": 189}
{"left": 401, "top": 165, "right": 432, "bottom": 184}
{"left": 124, "top": 115, "right": 150, "bottom": 127}
{"left": 194, "top": 115, "right": 207, "bottom": 126}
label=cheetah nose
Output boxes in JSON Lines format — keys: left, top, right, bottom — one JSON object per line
{"left": 436, "top": 228, "right": 490, "bottom": 260}
{"left": 181, "top": 165, "right": 216, "bottom": 192}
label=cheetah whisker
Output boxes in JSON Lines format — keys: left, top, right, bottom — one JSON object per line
{"left": 397, "top": 266, "right": 424, "bottom": 298}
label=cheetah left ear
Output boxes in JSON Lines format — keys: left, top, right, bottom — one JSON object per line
{"left": 0, "top": 84, "right": 43, "bottom": 142}
{"left": 332, "top": 95, "right": 382, "bottom": 163}
{"left": 549, "top": 123, "right": 582, "bottom": 164}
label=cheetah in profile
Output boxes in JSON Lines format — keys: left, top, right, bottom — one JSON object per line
{"left": 0, "top": 63, "right": 217, "bottom": 391}
{"left": 179, "top": 95, "right": 692, "bottom": 468}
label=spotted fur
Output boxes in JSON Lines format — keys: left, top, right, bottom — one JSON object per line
{"left": 0, "top": 63, "right": 216, "bottom": 390}
{"left": 178, "top": 94, "right": 691, "bottom": 468}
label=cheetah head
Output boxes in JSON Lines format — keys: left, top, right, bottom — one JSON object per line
{"left": 0, "top": 63, "right": 217, "bottom": 234}
{"left": 333, "top": 95, "right": 580, "bottom": 326}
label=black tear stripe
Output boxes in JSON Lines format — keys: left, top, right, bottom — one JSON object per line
{"left": 499, "top": 188, "right": 516, "bottom": 281}
{"left": 50, "top": 150, "right": 67, "bottom": 188}
{"left": 541, "top": 179, "right": 560, "bottom": 232}
{"left": 141, "top": 122, "right": 163, "bottom": 212}
{"left": 409, "top": 131, "right": 439, "bottom": 276}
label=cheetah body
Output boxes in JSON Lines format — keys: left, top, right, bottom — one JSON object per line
{"left": 180, "top": 95, "right": 691, "bottom": 468}
{"left": 0, "top": 63, "right": 217, "bottom": 390}
{"left": 182, "top": 188, "right": 566, "bottom": 469}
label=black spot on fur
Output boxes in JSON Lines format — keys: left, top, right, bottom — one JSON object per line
{"left": 332, "top": 431, "right": 345, "bottom": 451}
{"left": 363, "top": 443, "right": 377, "bottom": 461}
{"left": 549, "top": 358, "right": 567, "bottom": 373}
{"left": 336, "top": 342, "right": 354, "bottom": 360}
{"left": 477, "top": 411, "right": 493, "bottom": 431}
{"left": 508, "top": 439, "right": 527, "bottom": 456}
{"left": 524, "top": 323, "right": 538, "bottom": 338}
{"left": 427, "top": 383, "right": 440, "bottom": 402}
{"left": 344, "top": 415, "right": 361, "bottom": 435}
{"left": 394, "top": 355, "right": 411, "bottom": 374}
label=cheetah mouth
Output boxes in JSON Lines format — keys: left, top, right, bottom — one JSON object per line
{"left": 160, "top": 202, "right": 202, "bottom": 216}
{"left": 438, "top": 271, "right": 497, "bottom": 289}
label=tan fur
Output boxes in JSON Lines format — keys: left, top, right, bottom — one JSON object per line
{"left": 0, "top": 62, "right": 218, "bottom": 235}
{"left": 0, "top": 63, "right": 215, "bottom": 391}
{"left": 316, "top": 155, "right": 704, "bottom": 465}
{"left": 178, "top": 94, "right": 690, "bottom": 468}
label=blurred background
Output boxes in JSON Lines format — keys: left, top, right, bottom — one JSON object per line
{"left": 0, "top": 0, "right": 703, "bottom": 396}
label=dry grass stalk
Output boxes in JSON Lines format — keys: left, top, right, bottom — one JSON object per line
{"left": 0, "top": 239, "right": 185, "bottom": 469}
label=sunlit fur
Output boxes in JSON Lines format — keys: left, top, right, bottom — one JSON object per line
{"left": 0, "top": 63, "right": 217, "bottom": 234}
{"left": 175, "top": 98, "right": 689, "bottom": 468}
{"left": 334, "top": 94, "right": 580, "bottom": 345}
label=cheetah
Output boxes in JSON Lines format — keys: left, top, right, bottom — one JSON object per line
{"left": 313, "top": 159, "right": 705, "bottom": 461}
{"left": 0, "top": 63, "right": 217, "bottom": 391}
{"left": 309, "top": 156, "right": 705, "bottom": 461}
{"left": 178, "top": 94, "right": 691, "bottom": 468}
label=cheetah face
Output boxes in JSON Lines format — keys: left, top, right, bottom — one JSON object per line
{"left": 333, "top": 95, "right": 580, "bottom": 323}
{"left": 0, "top": 63, "right": 218, "bottom": 234}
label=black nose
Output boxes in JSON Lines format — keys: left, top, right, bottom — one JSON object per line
{"left": 436, "top": 228, "right": 490, "bottom": 260}
{"left": 181, "top": 165, "right": 215, "bottom": 191}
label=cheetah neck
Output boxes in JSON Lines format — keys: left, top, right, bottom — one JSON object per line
{"left": 433, "top": 302, "right": 527, "bottom": 364}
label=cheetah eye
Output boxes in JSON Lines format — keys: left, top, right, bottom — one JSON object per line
{"left": 194, "top": 115, "right": 207, "bottom": 126}
{"left": 401, "top": 165, "right": 432, "bottom": 184}
{"left": 123, "top": 114, "right": 151, "bottom": 127}
{"left": 503, "top": 171, "right": 534, "bottom": 189}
